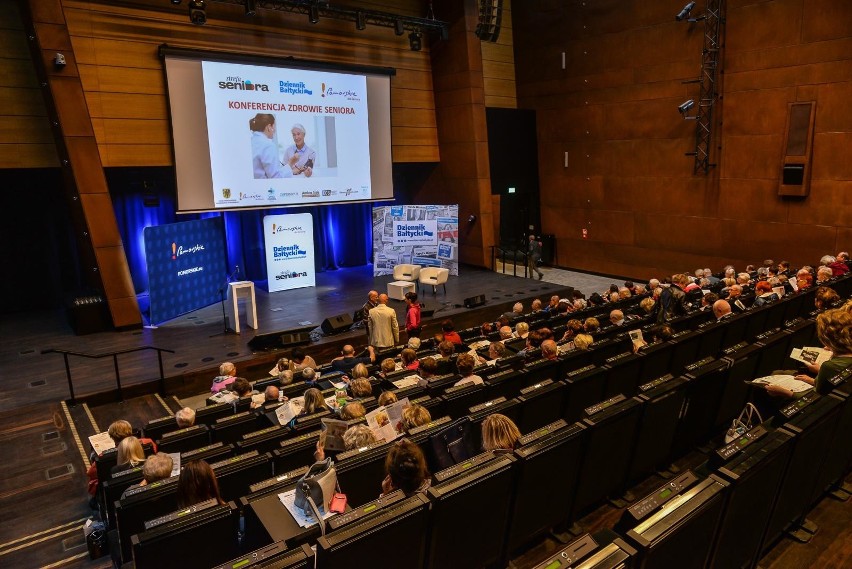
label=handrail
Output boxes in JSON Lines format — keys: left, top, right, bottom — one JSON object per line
{"left": 42, "top": 346, "right": 176, "bottom": 406}
{"left": 490, "top": 245, "right": 529, "bottom": 278}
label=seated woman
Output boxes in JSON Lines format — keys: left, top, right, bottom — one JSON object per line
{"left": 401, "top": 404, "right": 432, "bottom": 431}
{"left": 752, "top": 280, "right": 779, "bottom": 307}
{"left": 481, "top": 413, "right": 522, "bottom": 452}
{"left": 348, "top": 378, "right": 373, "bottom": 399}
{"left": 314, "top": 424, "right": 380, "bottom": 461}
{"left": 381, "top": 439, "right": 430, "bottom": 497}
{"left": 765, "top": 308, "right": 852, "bottom": 398}
{"left": 378, "top": 391, "right": 398, "bottom": 407}
{"left": 111, "top": 436, "right": 146, "bottom": 475}
{"left": 814, "top": 286, "right": 841, "bottom": 311}
{"left": 177, "top": 460, "right": 225, "bottom": 508}
{"left": 339, "top": 401, "right": 367, "bottom": 420}
{"left": 301, "top": 387, "right": 330, "bottom": 415}
{"left": 400, "top": 348, "right": 419, "bottom": 371}
{"left": 454, "top": 353, "right": 484, "bottom": 387}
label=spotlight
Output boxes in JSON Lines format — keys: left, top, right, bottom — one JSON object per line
{"left": 678, "top": 99, "right": 695, "bottom": 114}
{"left": 394, "top": 19, "right": 405, "bottom": 36}
{"left": 309, "top": 3, "right": 319, "bottom": 24}
{"left": 170, "top": 0, "right": 182, "bottom": 5}
{"left": 355, "top": 11, "right": 366, "bottom": 30}
{"left": 188, "top": 0, "right": 206, "bottom": 25}
{"left": 244, "top": 0, "right": 256, "bottom": 17}
{"left": 675, "top": 1, "right": 696, "bottom": 21}
{"left": 468, "top": 214, "right": 477, "bottom": 223}
{"left": 409, "top": 31, "right": 422, "bottom": 51}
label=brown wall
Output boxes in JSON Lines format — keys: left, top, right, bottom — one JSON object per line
{"left": 515, "top": 0, "right": 852, "bottom": 279}
{"left": 0, "top": 3, "right": 57, "bottom": 167}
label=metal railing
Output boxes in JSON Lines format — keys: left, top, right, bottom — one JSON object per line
{"left": 490, "top": 245, "right": 530, "bottom": 278}
{"left": 42, "top": 346, "right": 175, "bottom": 405}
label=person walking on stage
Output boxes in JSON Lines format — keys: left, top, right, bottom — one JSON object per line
{"left": 405, "top": 291, "right": 422, "bottom": 338}
{"left": 368, "top": 293, "right": 399, "bottom": 349}
{"left": 527, "top": 234, "right": 544, "bottom": 280}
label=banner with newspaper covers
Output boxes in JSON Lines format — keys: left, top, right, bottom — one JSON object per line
{"left": 372, "top": 205, "right": 459, "bottom": 276}
{"left": 264, "top": 213, "right": 316, "bottom": 292}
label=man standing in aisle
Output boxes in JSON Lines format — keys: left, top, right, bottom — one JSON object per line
{"left": 527, "top": 234, "right": 544, "bottom": 280}
{"left": 369, "top": 293, "right": 399, "bottom": 349}
{"left": 361, "top": 290, "right": 379, "bottom": 340}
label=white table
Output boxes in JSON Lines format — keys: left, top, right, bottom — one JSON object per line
{"left": 227, "top": 281, "right": 258, "bottom": 333}
{"left": 387, "top": 280, "right": 416, "bottom": 301}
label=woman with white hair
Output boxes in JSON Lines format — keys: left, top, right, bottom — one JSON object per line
{"left": 283, "top": 123, "right": 317, "bottom": 177}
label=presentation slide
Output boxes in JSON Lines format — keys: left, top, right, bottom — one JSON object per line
{"left": 143, "top": 218, "right": 228, "bottom": 324}
{"left": 263, "top": 213, "right": 316, "bottom": 293}
{"left": 203, "top": 60, "right": 371, "bottom": 207}
{"left": 162, "top": 48, "right": 394, "bottom": 213}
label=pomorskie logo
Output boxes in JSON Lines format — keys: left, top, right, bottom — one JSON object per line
{"left": 271, "top": 223, "right": 305, "bottom": 234}
{"left": 240, "top": 192, "right": 263, "bottom": 200}
{"left": 273, "top": 244, "right": 307, "bottom": 259}
{"left": 322, "top": 83, "right": 360, "bottom": 101}
{"left": 275, "top": 270, "right": 308, "bottom": 281}
{"left": 219, "top": 76, "right": 269, "bottom": 91}
{"left": 171, "top": 242, "right": 205, "bottom": 260}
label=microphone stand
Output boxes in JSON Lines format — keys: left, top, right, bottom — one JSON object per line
{"left": 210, "top": 267, "right": 239, "bottom": 338}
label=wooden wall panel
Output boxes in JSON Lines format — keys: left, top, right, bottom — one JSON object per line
{"left": 0, "top": 3, "right": 57, "bottom": 167}
{"left": 515, "top": 0, "right": 852, "bottom": 276}
{"left": 53, "top": 0, "right": 440, "bottom": 166}
{"left": 481, "top": 0, "right": 516, "bottom": 108}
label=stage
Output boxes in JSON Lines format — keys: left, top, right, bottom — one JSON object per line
{"left": 1, "top": 264, "right": 597, "bottom": 409}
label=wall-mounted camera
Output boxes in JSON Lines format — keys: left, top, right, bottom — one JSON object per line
{"left": 54, "top": 53, "right": 66, "bottom": 68}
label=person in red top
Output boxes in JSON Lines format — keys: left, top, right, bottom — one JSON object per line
{"left": 441, "top": 319, "right": 463, "bottom": 345}
{"left": 405, "top": 291, "right": 421, "bottom": 337}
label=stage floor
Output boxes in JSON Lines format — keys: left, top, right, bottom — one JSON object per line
{"left": 1, "top": 264, "right": 612, "bottom": 409}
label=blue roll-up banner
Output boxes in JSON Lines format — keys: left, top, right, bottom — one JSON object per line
{"left": 264, "top": 213, "right": 316, "bottom": 292}
{"left": 144, "top": 218, "right": 229, "bottom": 324}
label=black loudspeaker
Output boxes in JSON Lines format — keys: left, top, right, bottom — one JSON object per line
{"left": 540, "top": 234, "right": 555, "bottom": 265}
{"left": 248, "top": 329, "right": 311, "bottom": 351}
{"left": 321, "top": 313, "right": 353, "bottom": 335}
{"left": 464, "top": 294, "right": 487, "bottom": 308}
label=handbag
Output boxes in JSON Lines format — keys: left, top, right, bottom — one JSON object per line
{"left": 429, "top": 417, "right": 478, "bottom": 471}
{"left": 724, "top": 402, "right": 763, "bottom": 444}
{"left": 294, "top": 458, "right": 339, "bottom": 535}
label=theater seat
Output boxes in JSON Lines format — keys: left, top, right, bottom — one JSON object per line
{"left": 420, "top": 267, "right": 449, "bottom": 295}
{"left": 392, "top": 263, "right": 421, "bottom": 282}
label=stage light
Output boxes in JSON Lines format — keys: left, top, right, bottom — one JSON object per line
{"left": 309, "top": 3, "right": 319, "bottom": 24}
{"left": 409, "top": 31, "right": 422, "bottom": 51}
{"left": 356, "top": 11, "right": 366, "bottom": 30}
{"left": 244, "top": 0, "right": 256, "bottom": 17}
{"left": 188, "top": 0, "right": 206, "bottom": 25}
{"left": 171, "top": 0, "right": 182, "bottom": 5}
{"left": 678, "top": 99, "right": 695, "bottom": 114}
{"left": 675, "top": 1, "right": 696, "bottom": 21}
{"left": 394, "top": 19, "right": 405, "bottom": 36}
{"left": 468, "top": 214, "right": 477, "bottom": 223}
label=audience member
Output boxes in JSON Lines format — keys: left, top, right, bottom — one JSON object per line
{"left": 123, "top": 453, "right": 174, "bottom": 497}
{"left": 301, "top": 367, "right": 316, "bottom": 383}
{"left": 814, "top": 286, "right": 841, "bottom": 311}
{"left": 541, "top": 339, "right": 558, "bottom": 360}
{"left": 177, "top": 460, "right": 224, "bottom": 507}
{"left": 419, "top": 356, "right": 438, "bottom": 378}
{"left": 331, "top": 344, "right": 376, "bottom": 374}
{"left": 381, "top": 439, "right": 430, "bottom": 496}
{"left": 481, "top": 414, "right": 521, "bottom": 452}
{"left": 175, "top": 407, "right": 196, "bottom": 428}
{"left": 111, "top": 436, "right": 146, "bottom": 475}
{"left": 211, "top": 361, "right": 237, "bottom": 393}
{"left": 377, "top": 391, "right": 398, "bottom": 407}
{"left": 349, "top": 378, "right": 373, "bottom": 398}
{"left": 752, "top": 280, "right": 779, "bottom": 306}
{"left": 231, "top": 377, "right": 252, "bottom": 398}
{"left": 454, "top": 353, "right": 484, "bottom": 386}
{"left": 713, "top": 299, "right": 733, "bottom": 321}
{"left": 400, "top": 348, "right": 419, "bottom": 370}
{"left": 302, "top": 388, "right": 329, "bottom": 415}
{"left": 573, "top": 334, "right": 594, "bottom": 351}
{"left": 499, "top": 326, "right": 514, "bottom": 340}
{"left": 441, "top": 320, "right": 463, "bottom": 345}
{"left": 402, "top": 404, "right": 432, "bottom": 430}
{"left": 339, "top": 401, "right": 367, "bottom": 420}
{"left": 515, "top": 321, "right": 530, "bottom": 339}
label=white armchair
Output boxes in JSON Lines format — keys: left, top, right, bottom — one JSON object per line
{"left": 392, "top": 263, "right": 421, "bottom": 282}
{"left": 419, "top": 267, "right": 449, "bottom": 295}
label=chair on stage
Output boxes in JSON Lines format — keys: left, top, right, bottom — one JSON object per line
{"left": 419, "top": 267, "right": 449, "bottom": 295}
{"left": 392, "top": 263, "right": 421, "bottom": 282}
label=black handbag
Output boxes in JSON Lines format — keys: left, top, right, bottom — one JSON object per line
{"left": 429, "top": 417, "right": 478, "bottom": 471}
{"left": 294, "top": 458, "right": 338, "bottom": 535}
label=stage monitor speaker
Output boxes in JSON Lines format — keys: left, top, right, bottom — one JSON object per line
{"left": 464, "top": 294, "right": 486, "bottom": 309}
{"left": 248, "top": 329, "right": 312, "bottom": 351}
{"left": 321, "top": 313, "right": 353, "bottom": 335}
